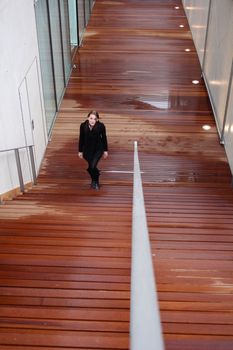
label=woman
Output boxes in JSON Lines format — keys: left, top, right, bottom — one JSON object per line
{"left": 78, "top": 111, "right": 108, "bottom": 190}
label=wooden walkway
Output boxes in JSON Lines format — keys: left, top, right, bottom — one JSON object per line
{"left": 0, "top": 0, "right": 233, "bottom": 349}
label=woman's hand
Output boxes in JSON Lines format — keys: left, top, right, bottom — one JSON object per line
{"left": 103, "top": 151, "right": 108, "bottom": 159}
{"left": 78, "top": 152, "right": 83, "bottom": 159}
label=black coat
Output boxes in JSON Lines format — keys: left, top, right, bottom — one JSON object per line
{"left": 78, "top": 120, "right": 108, "bottom": 161}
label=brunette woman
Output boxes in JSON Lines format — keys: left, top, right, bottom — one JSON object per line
{"left": 78, "top": 111, "right": 108, "bottom": 190}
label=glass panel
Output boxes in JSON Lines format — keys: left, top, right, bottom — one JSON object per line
{"left": 48, "top": 0, "right": 65, "bottom": 105}
{"left": 35, "top": 0, "right": 57, "bottom": 134}
{"left": 60, "top": 0, "right": 72, "bottom": 83}
{"left": 85, "top": 0, "right": 90, "bottom": 25}
{"left": 68, "top": 0, "right": 78, "bottom": 49}
{"left": 77, "top": 0, "right": 85, "bottom": 43}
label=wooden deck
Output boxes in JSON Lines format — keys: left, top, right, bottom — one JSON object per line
{"left": 0, "top": 0, "right": 233, "bottom": 349}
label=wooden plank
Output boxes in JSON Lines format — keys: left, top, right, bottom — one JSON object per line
{"left": 0, "top": 0, "right": 233, "bottom": 349}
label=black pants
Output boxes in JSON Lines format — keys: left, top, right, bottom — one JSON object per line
{"left": 85, "top": 151, "right": 102, "bottom": 182}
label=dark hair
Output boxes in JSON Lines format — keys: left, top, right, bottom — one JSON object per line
{"left": 87, "top": 110, "right": 99, "bottom": 119}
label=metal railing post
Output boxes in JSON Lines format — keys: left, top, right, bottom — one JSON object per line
{"left": 29, "top": 146, "right": 37, "bottom": 185}
{"left": 14, "top": 149, "right": 25, "bottom": 193}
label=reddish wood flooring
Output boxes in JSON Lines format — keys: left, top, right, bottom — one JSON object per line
{"left": 0, "top": 0, "right": 233, "bottom": 349}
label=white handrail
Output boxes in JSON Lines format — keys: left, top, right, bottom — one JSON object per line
{"left": 0, "top": 145, "right": 36, "bottom": 193}
{"left": 130, "top": 141, "right": 164, "bottom": 350}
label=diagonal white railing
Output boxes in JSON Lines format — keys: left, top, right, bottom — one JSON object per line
{"left": 130, "top": 141, "right": 164, "bottom": 350}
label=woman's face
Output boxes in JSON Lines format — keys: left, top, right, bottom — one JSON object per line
{"left": 88, "top": 114, "right": 98, "bottom": 127}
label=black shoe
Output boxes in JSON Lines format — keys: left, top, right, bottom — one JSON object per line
{"left": 91, "top": 181, "right": 100, "bottom": 190}
{"left": 94, "top": 182, "right": 100, "bottom": 190}
{"left": 91, "top": 180, "right": 96, "bottom": 189}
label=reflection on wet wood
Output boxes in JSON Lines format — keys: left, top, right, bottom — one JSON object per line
{"left": 0, "top": 0, "right": 233, "bottom": 349}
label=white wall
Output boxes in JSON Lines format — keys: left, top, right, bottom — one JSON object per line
{"left": 183, "top": 0, "right": 233, "bottom": 176}
{"left": 0, "top": 0, "right": 47, "bottom": 196}
{"left": 203, "top": 0, "right": 233, "bottom": 133}
{"left": 224, "top": 72, "right": 233, "bottom": 174}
